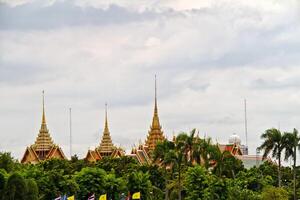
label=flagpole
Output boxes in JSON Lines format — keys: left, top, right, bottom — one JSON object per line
{"left": 69, "top": 107, "right": 72, "bottom": 159}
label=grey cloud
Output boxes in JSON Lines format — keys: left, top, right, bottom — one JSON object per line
{"left": 0, "top": 64, "right": 54, "bottom": 85}
{"left": 251, "top": 77, "right": 300, "bottom": 90}
{"left": 0, "top": 1, "right": 164, "bottom": 30}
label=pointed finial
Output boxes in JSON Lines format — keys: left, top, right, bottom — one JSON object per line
{"left": 154, "top": 74, "right": 158, "bottom": 114}
{"left": 104, "top": 103, "right": 109, "bottom": 133}
{"left": 42, "top": 90, "right": 46, "bottom": 124}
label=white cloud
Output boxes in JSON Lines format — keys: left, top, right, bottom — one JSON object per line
{"left": 0, "top": 0, "right": 299, "bottom": 165}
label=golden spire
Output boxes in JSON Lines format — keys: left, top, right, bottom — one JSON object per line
{"left": 154, "top": 74, "right": 158, "bottom": 115}
{"left": 145, "top": 75, "right": 165, "bottom": 151}
{"left": 151, "top": 75, "right": 160, "bottom": 129}
{"left": 98, "top": 103, "right": 114, "bottom": 155}
{"left": 42, "top": 90, "right": 46, "bottom": 125}
{"left": 104, "top": 103, "right": 109, "bottom": 133}
{"left": 34, "top": 91, "right": 53, "bottom": 152}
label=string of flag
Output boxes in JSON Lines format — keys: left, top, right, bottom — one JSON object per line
{"left": 54, "top": 192, "right": 141, "bottom": 200}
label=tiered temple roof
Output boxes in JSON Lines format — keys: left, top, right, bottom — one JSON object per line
{"left": 85, "top": 104, "right": 124, "bottom": 162}
{"left": 21, "top": 92, "right": 66, "bottom": 164}
{"left": 129, "top": 76, "right": 165, "bottom": 164}
{"left": 145, "top": 76, "right": 165, "bottom": 152}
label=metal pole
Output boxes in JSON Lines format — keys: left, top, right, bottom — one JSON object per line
{"left": 69, "top": 108, "right": 72, "bottom": 158}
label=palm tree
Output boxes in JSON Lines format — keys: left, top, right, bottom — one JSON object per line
{"left": 153, "top": 134, "right": 187, "bottom": 200}
{"left": 191, "top": 137, "right": 214, "bottom": 169}
{"left": 153, "top": 140, "right": 175, "bottom": 200}
{"left": 184, "top": 129, "right": 196, "bottom": 165}
{"left": 173, "top": 133, "right": 187, "bottom": 200}
{"left": 283, "top": 129, "right": 300, "bottom": 200}
{"left": 258, "top": 128, "right": 285, "bottom": 187}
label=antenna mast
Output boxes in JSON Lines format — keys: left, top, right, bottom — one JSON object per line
{"left": 244, "top": 99, "right": 248, "bottom": 152}
{"left": 69, "top": 108, "right": 72, "bottom": 159}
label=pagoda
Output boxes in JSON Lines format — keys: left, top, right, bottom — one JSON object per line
{"left": 85, "top": 104, "right": 124, "bottom": 162}
{"left": 21, "top": 92, "right": 66, "bottom": 164}
{"left": 129, "top": 76, "right": 165, "bottom": 164}
{"left": 145, "top": 75, "right": 165, "bottom": 152}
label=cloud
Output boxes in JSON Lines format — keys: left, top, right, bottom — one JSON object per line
{"left": 0, "top": 0, "right": 300, "bottom": 165}
{"left": 0, "top": 0, "right": 169, "bottom": 30}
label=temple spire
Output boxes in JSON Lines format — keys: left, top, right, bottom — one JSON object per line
{"left": 154, "top": 75, "right": 158, "bottom": 115}
{"left": 104, "top": 103, "right": 109, "bottom": 133}
{"left": 98, "top": 103, "right": 114, "bottom": 155}
{"left": 42, "top": 90, "right": 46, "bottom": 124}
{"left": 151, "top": 75, "right": 160, "bottom": 129}
{"left": 35, "top": 91, "right": 53, "bottom": 153}
{"left": 145, "top": 75, "right": 165, "bottom": 151}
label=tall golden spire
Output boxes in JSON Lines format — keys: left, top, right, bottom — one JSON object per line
{"left": 151, "top": 75, "right": 161, "bottom": 129}
{"left": 34, "top": 91, "right": 53, "bottom": 153}
{"left": 104, "top": 103, "right": 109, "bottom": 133}
{"left": 98, "top": 103, "right": 114, "bottom": 155}
{"left": 42, "top": 90, "right": 46, "bottom": 125}
{"left": 145, "top": 75, "right": 165, "bottom": 151}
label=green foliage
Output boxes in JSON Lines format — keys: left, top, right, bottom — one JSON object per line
{"left": 74, "top": 167, "right": 106, "bottom": 199}
{"left": 0, "top": 171, "right": 6, "bottom": 198}
{"left": 227, "top": 187, "right": 261, "bottom": 200}
{"left": 25, "top": 179, "right": 38, "bottom": 200}
{"left": 21, "top": 163, "right": 78, "bottom": 200}
{"left": 210, "top": 145, "right": 244, "bottom": 178}
{"left": 209, "top": 176, "right": 228, "bottom": 200}
{"left": 127, "top": 171, "right": 152, "bottom": 200}
{"left": 0, "top": 128, "right": 299, "bottom": 199}
{"left": 96, "top": 156, "right": 138, "bottom": 177}
{"left": 139, "top": 165, "right": 165, "bottom": 191}
{"left": 0, "top": 152, "right": 18, "bottom": 173}
{"left": 104, "top": 172, "right": 126, "bottom": 200}
{"left": 184, "top": 165, "right": 212, "bottom": 200}
{"left": 258, "top": 128, "right": 285, "bottom": 187}
{"left": 234, "top": 167, "right": 273, "bottom": 192}
{"left": 3, "top": 173, "right": 27, "bottom": 200}
{"left": 261, "top": 186, "right": 289, "bottom": 200}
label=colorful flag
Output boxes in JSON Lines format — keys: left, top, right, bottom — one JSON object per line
{"left": 132, "top": 192, "right": 141, "bottom": 199}
{"left": 99, "top": 194, "right": 107, "bottom": 200}
{"left": 67, "top": 195, "right": 75, "bottom": 200}
{"left": 88, "top": 194, "right": 95, "bottom": 200}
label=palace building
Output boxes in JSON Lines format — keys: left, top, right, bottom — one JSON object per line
{"left": 21, "top": 92, "right": 66, "bottom": 164}
{"left": 129, "top": 77, "right": 165, "bottom": 164}
{"left": 85, "top": 104, "right": 124, "bottom": 162}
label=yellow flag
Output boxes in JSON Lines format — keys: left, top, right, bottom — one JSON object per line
{"left": 99, "top": 194, "right": 107, "bottom": 200}
{"left": 132, "top": 192, "right": 141, "bottom": 199}
{"left": 67, "top": 195, "right": 74, "bottom": 200}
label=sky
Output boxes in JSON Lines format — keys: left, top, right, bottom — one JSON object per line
{"left": 0, "top": 0, "right": 300, "bottom": 165}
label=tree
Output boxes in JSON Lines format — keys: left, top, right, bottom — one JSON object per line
{"left": 0, "top": 152, "right": 17, "bottom": 173}
{"left": 184, "top": 165, "right": 212, "bottom": 200}
{"left": 192, "top": 137, "right": 214, "bottom": 169}
{"left": 227, "top": 187, "right": 261, "bottom": 200}
{"left": 104, "top": 172, "right": 126, "bottom": 200}
{"left": 174, "top": 133, "right": 190, "bottom": 200}
{"left": 3, "top": 173, "right": 27, "bottom": 200}
{"left": 153, "top": 140, "right": 176, "bottom": 200}
{"left": 210, "top": 145, "right": 244, "bottom": 178}
{"left": 25, "top": 179, "right": 38, "bottom": 200}
{"left": 258, "top": 128, "right": 285, "bottom": 187}
{"left": 0, "top": 171, "right": 6, "bottom": 199}
{"left": 283, "top": 129, "right": 300, "bottom": 200}
{"left": 261, "top": 186, "right": 289, "bottom": 200}
{"left": 183, "top": 129, "right": 196, "bottom": 165}
{"left": 96, "top": 156, "right": 139, "bottom": 177}
{"left": 127, "top": 171, "right": 152, "bottom": 200}
{"left": 139, "top": 165, "right": 165, "bottom": 200}
{"left": 234, "top": 167, "right": 273, "bottom": 192}
{"left": 74, "top": 167, "right": 106, "bottom": 199}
